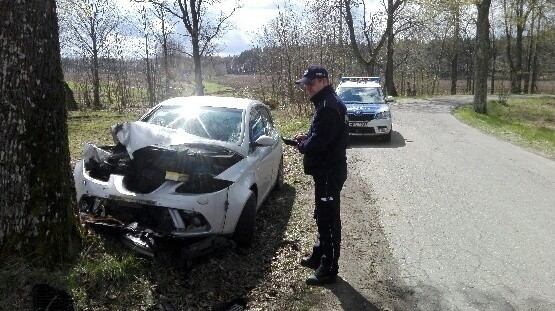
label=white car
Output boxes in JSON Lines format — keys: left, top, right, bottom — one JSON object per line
{"left": 74, "top": 96, "right": 284, "bottom": 250}
{"left": 336, "top": 77, "right": 394, "bottom": 142}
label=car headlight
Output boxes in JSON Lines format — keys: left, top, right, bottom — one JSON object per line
{"left": 175, "top": 173, "right": 233, "bottom": 194}
{"left": 375, "top": 111, "right": 391, "bottom": 119}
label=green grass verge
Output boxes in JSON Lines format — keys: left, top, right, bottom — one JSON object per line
{"left": 203, "top": 81, "right": 235, "bottom": 96}
{"left": 274, "top": 110, "right": 311, "bottom": 137}
{"left": 68, "top": 110, "right": 143, "bottom": 162}
{"left": 454, "top": 97, "right": 555, "bottom": 159}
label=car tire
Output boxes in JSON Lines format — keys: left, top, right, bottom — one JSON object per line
{"left": 273, "top": 156, "right": 284, "bottom": 191}
{"left": 233, "top": 193, "right": 257, "bottom": 248}
{"left": 384, "top": 131, "right": 392, "bottom": 142}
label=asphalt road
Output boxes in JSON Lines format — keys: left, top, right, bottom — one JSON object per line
{"left": 348, "top": 96, "right": 555, "bottom": 310}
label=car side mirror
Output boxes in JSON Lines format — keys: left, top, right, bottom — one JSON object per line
{"left": 385, "top": 96, "right": 395, "bottom": 102}
{"left": 255, "top": 135, "right": 276, "bottom": 146}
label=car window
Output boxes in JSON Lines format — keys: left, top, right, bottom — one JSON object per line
{"left": 141, "top": 106, "right": 243, "bottom": 143}
{"left": 258, "top": 106, "right": 276, "bottom": 134}
{"left": 338, "top": 86, "right": 385, "bottom": 103}
{"left": 249, "top": 107, "right": 266, "bottom": 143}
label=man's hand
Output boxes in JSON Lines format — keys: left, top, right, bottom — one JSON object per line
{"left": 294, "top": 133, "right": 307, "bottom": 142}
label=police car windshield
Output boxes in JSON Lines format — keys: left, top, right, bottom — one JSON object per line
{"left": 337, "top": 87, "right": 385, "bottom": 104}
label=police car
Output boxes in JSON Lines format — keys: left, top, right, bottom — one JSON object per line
{"left": 336, "top": 77, "right": 394, "bottom": 142}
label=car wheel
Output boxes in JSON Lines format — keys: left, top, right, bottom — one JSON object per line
{"left": 384, "top": 131, "right": 392, "bottom": 142}
{"left": 233, "top": 193, "right": 257, "bottom": 248}
{"left": 273, "top": 156, "right": 284, "bottom": 191}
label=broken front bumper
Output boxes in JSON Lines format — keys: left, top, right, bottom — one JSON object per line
{"left": 74, "top": 160, "right": 228, "bottom": 238}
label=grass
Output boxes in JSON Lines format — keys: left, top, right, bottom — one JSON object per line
{"left": 454, "top": 96, "right": 555, "bottom": 159}
{"left": 204, "top": 81, "right": 235, "bottom": 96}
{"left": 66, "top": 235, "right": 153, "bottom": 310}
{"left": 68, "top": 110, "right": 143, "bottom": 162}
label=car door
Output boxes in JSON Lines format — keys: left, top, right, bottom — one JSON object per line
{"left": 248, "top": 105, "right": 275, "bottom": 203}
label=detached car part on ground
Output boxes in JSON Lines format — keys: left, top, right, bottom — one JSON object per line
{"left": 336, "top": 76, "right": 394, "bottom": 142}
{"left": 74, "top": 96, "right": 284, "bottom": 258}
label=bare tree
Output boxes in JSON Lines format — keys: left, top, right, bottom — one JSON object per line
{"left": 256, "top": 4, "right": 308, "bottom": 112}
{"left": 140, "top": 6, "right": 157, "bottom": 106}
{"left": 0, "top": 0, "right": 81, "bottom": 264}
{"left": 343, "top": 0, "right": 388, "bottom": 75}
{"left": 384, "top": 0, "right": 407, "bottom": 96}
{"left": 152, "top": 4, "right": 175, "bottom": 99}
{"left": 474, "top": 0, "right": 492, "bottom": 113}
{"left": 503, "top": 0, "right": 537, "bottom": 94}
{"left": 343, "top": 0, "right": 409, "bottom": 96}
{"left": 58, "top": 0, "right": 121, "bottom": 109}
{"left": 525, "top": 0, "right": 548, "bottom": 94}
{"left": 136, "top": 0, "right": 239, "bottom": 95}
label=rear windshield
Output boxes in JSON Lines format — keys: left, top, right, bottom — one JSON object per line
{"left": 141, "top": 106, "right": 244, "bottom": 143}
{"left": 337, "top": 86, "right": 385, "bottom": 104}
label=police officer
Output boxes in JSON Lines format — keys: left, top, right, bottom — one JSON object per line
{"left": 294, "top": 65, "right": 349, "bottom": 285}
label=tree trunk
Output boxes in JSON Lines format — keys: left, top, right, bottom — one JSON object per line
{"left": 530, "top": 5, "right": 542, "bottom": 95}
{"left": 145, "top": 35, "right": 156, "bottom": 106}
{"left": 450, "top": 7, "right": 460, "bottom": 95}
{"left": 0, "top": 0, "right": 81, "bottom": 265}
{"left": 474, "top": 0, "right": 492, "bottom": 114}
{"left": 161, "top": 13, "right": 171, "bottom": 99}
{"left": 92, "top": 36, "right": 101, "bottom": 109}
{"left": 490, "top": 18, "right": 497, "bottom": 95}
{"left": 343, "top": 0, "right": 385, "bottom": 76}
{"left": 385, "top": 0, "right": 397, "bottom": 97}
{"left": 513, "top": 1, "right": 525, "bottom": 94}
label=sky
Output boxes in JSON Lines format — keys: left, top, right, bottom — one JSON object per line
{"left": 115, "top": 0, "right": 284, "bottom": 56}
{"left": 216, "top": 0, "right": 282, "bottom": 55}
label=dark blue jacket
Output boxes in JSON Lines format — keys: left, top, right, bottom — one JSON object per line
{"left": 298, "top": 85, "right": 349, "bottom": 176}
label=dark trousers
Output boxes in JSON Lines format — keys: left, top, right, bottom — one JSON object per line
{"left": 312, "top": 165, "right": 347, "bottom": 271}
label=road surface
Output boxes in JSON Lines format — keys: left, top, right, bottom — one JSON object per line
{"left": 332, "top": 96, "right": 555, "bottom": 311}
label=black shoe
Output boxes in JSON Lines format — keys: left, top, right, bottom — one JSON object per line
{"left": 300, "top": 255, "right": 320, "bottom": 269}
{"left": 305, "top": 267, "right": 337, "bottom": 286}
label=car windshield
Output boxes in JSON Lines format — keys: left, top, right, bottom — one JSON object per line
{"left": 337, "top": 87, "right": 385, "bottom": 104}
{"left": 141, "top": 106, "right": 243, "bottom": 143}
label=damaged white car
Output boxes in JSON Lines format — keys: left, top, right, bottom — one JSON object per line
{"left": 74, "top": 96, "right": 284, "bottom": 251}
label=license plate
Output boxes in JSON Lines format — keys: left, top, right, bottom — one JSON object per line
{"left": 349, "top": 122, "right": 367, "bottom": 127}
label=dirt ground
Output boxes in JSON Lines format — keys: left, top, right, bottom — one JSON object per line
{"left": 227, "top": 149, "right": 416, "bottom": 311}
{"left": 298, "top": 158, "right": 415, "bottom": 311}
{"left": 148, "top": 148, "right": 415, "bottom": 311}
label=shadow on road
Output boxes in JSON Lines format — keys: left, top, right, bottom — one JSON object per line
{"left": 348, "top": 131, "right": 406, "bottom": 149}
{"left": 325, "top": 276, "right": 380, "bottom": 310}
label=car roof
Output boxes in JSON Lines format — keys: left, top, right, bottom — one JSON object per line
{"left": 157, "top": 96, "right": 263, "bottom": 110}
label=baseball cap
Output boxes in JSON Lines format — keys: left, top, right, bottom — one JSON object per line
{"left": 295, "top": 65, "right": 329, "bottom": 84}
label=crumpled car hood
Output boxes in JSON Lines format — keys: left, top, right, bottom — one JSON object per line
{"left": 113, "top": 121, "right": 246, "bottom": 158}
{"left": 81, "top": 121, "right": 247, "bottom": 193}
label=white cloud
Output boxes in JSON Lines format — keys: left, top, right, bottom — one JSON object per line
{"left": 217, "top": 0, "right": 281, "bottom": 55}
{"left": 94, "top": 0, "right": 283, "bottom": 56}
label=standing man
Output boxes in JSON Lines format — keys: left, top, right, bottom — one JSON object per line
{"left": 294, "top": 65, "right": 349, "bottom": 285}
